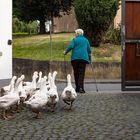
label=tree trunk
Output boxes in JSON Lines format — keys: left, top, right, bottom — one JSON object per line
{"left": 39, "top": 19, "right": 46, "bottom": 34}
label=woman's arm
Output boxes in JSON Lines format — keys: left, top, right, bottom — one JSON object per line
{"left": 65, "top": 39, "right": 75, "bottom": 54}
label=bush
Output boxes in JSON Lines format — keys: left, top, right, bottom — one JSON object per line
{"left": 12, "top": 17, "right": 39, "bottom": 34}
{"left": 103, "top": 24, "right": 121, "bottom": 45}
{"left": 74, "top": 0, "right": 120, "bottom": 46}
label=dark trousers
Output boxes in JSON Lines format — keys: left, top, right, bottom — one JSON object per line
{"left": 71, "top": 60, "right": 86, "bottom": 90}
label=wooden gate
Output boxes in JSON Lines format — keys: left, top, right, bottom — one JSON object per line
{"left": 122, "top": 0, "right": 140, "bottom": 91}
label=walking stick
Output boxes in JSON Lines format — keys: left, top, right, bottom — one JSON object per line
{"left": 90, "top": 56, "right": 99, "bottom": 92}
{"left": 63, "top": 45, "right": 67, "bottom": 85}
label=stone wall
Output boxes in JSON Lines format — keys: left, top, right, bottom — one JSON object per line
{"left": 13, "top": 58, "right": 121, "bottom": 81}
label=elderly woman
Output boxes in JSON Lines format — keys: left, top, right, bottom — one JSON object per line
{"left": 64, "top": 29, "right": 92, "bottom": 93}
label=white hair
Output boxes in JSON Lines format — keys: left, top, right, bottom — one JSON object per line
{"left": 75, "top": 29, "right": 84, "bottom": 35}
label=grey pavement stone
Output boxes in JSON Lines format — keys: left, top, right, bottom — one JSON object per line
{"left": 0, "top": 92, "right": 140, "bottom": 139}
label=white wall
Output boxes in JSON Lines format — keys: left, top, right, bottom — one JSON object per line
{"left": 0, "top": 0, "right": 12, "bottom": 79}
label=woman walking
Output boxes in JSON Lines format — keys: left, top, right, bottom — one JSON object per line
{"left": 64, "top": 29, "right": 92, "bottom": 93}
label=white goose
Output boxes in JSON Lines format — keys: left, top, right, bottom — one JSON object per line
{"left": 27, "top": 76, "right": 48, "bottom": 101}
{"left": 46, "top": 72, "right": 52, "bottom": 91}
{"left": 0, "top": 76, "right": 23, "bottom": 119}
{"left": 23, "top": 71, "right": 38, "bottom": 86}
{"left": 0, "top": 76, "right": 17, "bottom": 96}
{"left": 36, "top": 71, "right": 42, "bottom": 89}
{"left": 52, "top": 71, "right": 57, "bottom": 90}
{"left": 24, "top": 77, "right": 50, "bottom": 118}
{"left": 17, "top": 75, "right": 28, "bottom": 106}
{"left": 61, "top": 74, "right": 77, "bottom": 110}
{"left": 23, "top": 72, "right": 38, "bottom": 99}
{"left": 47, "top": 72, "right": 59, "bottom": 112}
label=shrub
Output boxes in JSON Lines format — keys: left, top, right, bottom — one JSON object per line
{"left": 74, "top": 0, "right": 120, "bottom": 46}
{"left": 103, "top": 24, "right": 121, "bottom": 45}
{"left": 12, "top": 17, "right": 39, "bottom": 34}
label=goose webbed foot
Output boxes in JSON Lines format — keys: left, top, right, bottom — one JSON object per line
{"left": 2, "top": 113, "right": 13, "bottom": 120}
{"left": 50, "top": 103, "right": 56, "bottom": 112}
{"left": 69, "top": 101, "right": 74, "bottom": 110}
{"left": 6, "top": 114, "right": 14, "bottom": 119}
{"left": 63, "top": 100, "right": 70, "bottom": 105}
{"left": 34, "top": 112, "right": 41, "bottom": 119}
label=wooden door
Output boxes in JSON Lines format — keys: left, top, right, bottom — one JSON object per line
{"left": 122, "top": 0, "right": 140, "bottom": 90}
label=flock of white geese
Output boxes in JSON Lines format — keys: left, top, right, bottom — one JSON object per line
{"left": 0, "top": 71, "right": 77, "bottom": 120}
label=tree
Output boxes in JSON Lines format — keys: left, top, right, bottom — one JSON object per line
{"left": 74, "top": 0, "right": 120, "bottom": 46}
{"left": 14, "top": 0, "right": 73, "bottom": 34}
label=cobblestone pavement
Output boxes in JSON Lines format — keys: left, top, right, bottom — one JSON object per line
{"left": 0, "top": 92, "right": 140, "bottom": 140}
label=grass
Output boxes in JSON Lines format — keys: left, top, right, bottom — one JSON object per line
{"left": 93, "top": 43, "right": 121, "bottom": 62}
{"left": 13, "top": 33, "right": 121, "bottom": 62}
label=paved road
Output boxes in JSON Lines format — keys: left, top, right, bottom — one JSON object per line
{"left": 56, "top": 82, "right": 121, "bottom": 93}
{"left": 0, "top": 79, "right": 140, "bottom": 139}
{"left": 0, "top": 92, "right": 140, "bottom": 139}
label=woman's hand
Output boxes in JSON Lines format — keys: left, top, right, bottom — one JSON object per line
{"left": 63, "top": 51, "right": 66, "bottom": 55}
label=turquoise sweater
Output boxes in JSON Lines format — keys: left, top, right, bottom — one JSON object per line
{"left": 65, "top": 35, "right": 92, "bottom": 64}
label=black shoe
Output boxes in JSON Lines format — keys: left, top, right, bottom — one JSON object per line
{"left": 79, "top": 88, "right": 86, "bottom": 94}
{"left": 75, "top": 87, "right": 80, "bottom": 92}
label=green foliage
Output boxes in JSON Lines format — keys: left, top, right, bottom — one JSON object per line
{"left": 12, "top": 17, "right": 39, "bottom": 34}
{"left": 13, "top": 0, "right": 73, "bottom": 34}
{"left": 103, "top": 24, "right": 121, "bottom": 45}
{"left": 27, "top": 21, "right": 39, "bottom": 34}
{"left": 74, "top": 0, "right": 120, "bottom": 46}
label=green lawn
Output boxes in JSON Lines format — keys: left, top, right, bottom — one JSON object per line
{"left": 13, "top": 33, "right": 121, "bottom": 62}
